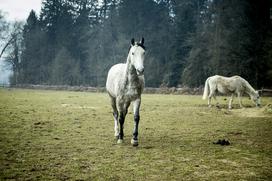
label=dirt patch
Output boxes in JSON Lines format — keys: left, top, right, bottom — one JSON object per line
{"left": 231, "top": 106, "right": 272, "bottom": 118}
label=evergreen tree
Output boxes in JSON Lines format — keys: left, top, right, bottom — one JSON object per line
{"left": 73, "top": 0, "right": 99, "bottom": 85}
{"left": 20, "top": 10, "right": 45, "bottom": 84}
{"left": 182, "top": 0, "right": 271, "bottom": 88}
{"left": 166, "top": 0, "right": 204, "bottom": 87}
{"left": 117, "top": 0, "right": 173, "bottom": 87}
{"left": 51, "top": 47, "right": 80, "bottom": 85}
{"left": 7, "top": 0, "right": 271, "bottom": 88}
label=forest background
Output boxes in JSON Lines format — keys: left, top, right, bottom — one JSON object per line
{"left": 0, "top": 0, "right": 271, "bottom": 88}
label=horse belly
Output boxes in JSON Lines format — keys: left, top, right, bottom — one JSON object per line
{"left": 217, "top": 84, "right": 228, "bottom": 94}
{"left": 217, "top": 84, "right": 235, "bottom": 94}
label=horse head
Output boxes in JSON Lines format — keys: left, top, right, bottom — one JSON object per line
{"left": 129, "top": 38, "right": 146, "bottom": 76}
{"left": 251, "top": 91, "right": 261, "bottom": 107}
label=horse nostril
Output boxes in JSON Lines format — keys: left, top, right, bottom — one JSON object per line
{"left": 137, "top": 68, "right": 144, "bottom": 74}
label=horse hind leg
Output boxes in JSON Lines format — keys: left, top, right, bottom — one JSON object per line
{"left": 208, "top": 90, "right": 214, "bottom": 108}
{"left": 213, "top": 95, "right": 220, "bottom": 108}
{"left": 110, "top": 97, "right": 119, "bottom": 138}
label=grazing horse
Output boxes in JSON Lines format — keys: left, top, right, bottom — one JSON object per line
{"left": 202, "top": 75, "right": 260, "bottom": 109}
{"left": 106, "top": 38, "right": 145, "bottom": 146}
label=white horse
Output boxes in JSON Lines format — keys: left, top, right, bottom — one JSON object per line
{"left": 106, "top": 38, "right": 145, "bottom": 146}
{"left": 202, "top": 75, "right": 260, "bottom": 109}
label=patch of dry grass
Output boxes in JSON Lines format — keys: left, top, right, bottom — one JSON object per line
{"left": 0, "top": 88, "right": 271, "bottom": 180}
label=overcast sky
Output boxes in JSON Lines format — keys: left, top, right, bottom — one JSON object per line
{"left": 0, "top": 0, "right": 42, "bottom": 21}
{"left": 0, "top": 1, "right": 106, "bottom": 84}
{"left": 0, "top": 0, "right": 42, "bottom": 83}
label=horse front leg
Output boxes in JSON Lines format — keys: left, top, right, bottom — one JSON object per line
{"left": 228, "top": 94, "right": 234, "bottom": 109}
{"left": 131, "top": 99, "right": 141, "bottom": 146}
{"left": 116, "top": 100, "right": 129, "bottom": 144}
{"left": 117, "top": 111, "right": 125, "bottom": 144}
{"left": 237, "top": 92, "right": 243, "bottom": 108}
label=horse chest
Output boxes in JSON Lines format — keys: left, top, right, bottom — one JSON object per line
{"left": 125, "top": 85, "right": 141, "bottom": 99}
{"left": 123, "top": 76, "right": 144, "bottom": 99}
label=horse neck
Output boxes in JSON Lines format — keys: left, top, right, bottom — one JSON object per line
{"left": 127, "top": 57, "right": 139, "bottom": 83}
{"left": 123, "top": 56, "right": 138, "bottom": 88}
{"left": 244, "top": 81, "right": 256, "bottom": 96}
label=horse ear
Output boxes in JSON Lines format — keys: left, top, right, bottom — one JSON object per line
{"left": 140, "top": 37, "right": 144, "bottom": 45}
{"left": 131, "top": 38, "right": 135, "bottom": 45}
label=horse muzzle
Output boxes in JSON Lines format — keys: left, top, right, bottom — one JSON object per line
{"left": 136, "top": 68, "right": 144, "bottom": 76}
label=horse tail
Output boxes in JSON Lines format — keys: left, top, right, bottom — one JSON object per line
{"left": 202, "top": 78, "right": 209, "bottom": 100}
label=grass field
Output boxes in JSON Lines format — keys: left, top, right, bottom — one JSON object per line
{"left": 0, "top": 88, "right": 272, "bottom": 180}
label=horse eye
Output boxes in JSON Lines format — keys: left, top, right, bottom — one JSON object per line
{"left": 132, "top": 52, "right": 134, "bottom": 55}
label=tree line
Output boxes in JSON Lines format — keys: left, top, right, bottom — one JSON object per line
{"left": 1, "top": 0, "right": 271, "bottom": 88}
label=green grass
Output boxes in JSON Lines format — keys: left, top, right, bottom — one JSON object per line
{"left": 0, "top": 88, "right": 272, "bottom": 180}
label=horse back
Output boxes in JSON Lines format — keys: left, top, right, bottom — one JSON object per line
{"left": 209, "top": 75, "right": 245, "bottom": 94}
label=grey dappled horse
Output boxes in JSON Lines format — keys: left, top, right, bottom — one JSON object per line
{"left": 106, "top": 38, "right": 145, "bottom": 146}
{"left": 203, "top": 75, "right": 260, "bottom": 109}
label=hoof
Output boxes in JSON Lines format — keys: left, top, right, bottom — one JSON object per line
{"left": 117, "top": 139, "right": 123, "bottom": 144}
{"left": 131, "top": 139, "right": 139, "bottom": 147}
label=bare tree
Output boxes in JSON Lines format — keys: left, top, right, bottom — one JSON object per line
{"left": 2, "top": 21, "right": 23, "bottom": 84}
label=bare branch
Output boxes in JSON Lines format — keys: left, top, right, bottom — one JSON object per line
{"left": 0, "top": 36, "right": 15, "bottom": 59}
